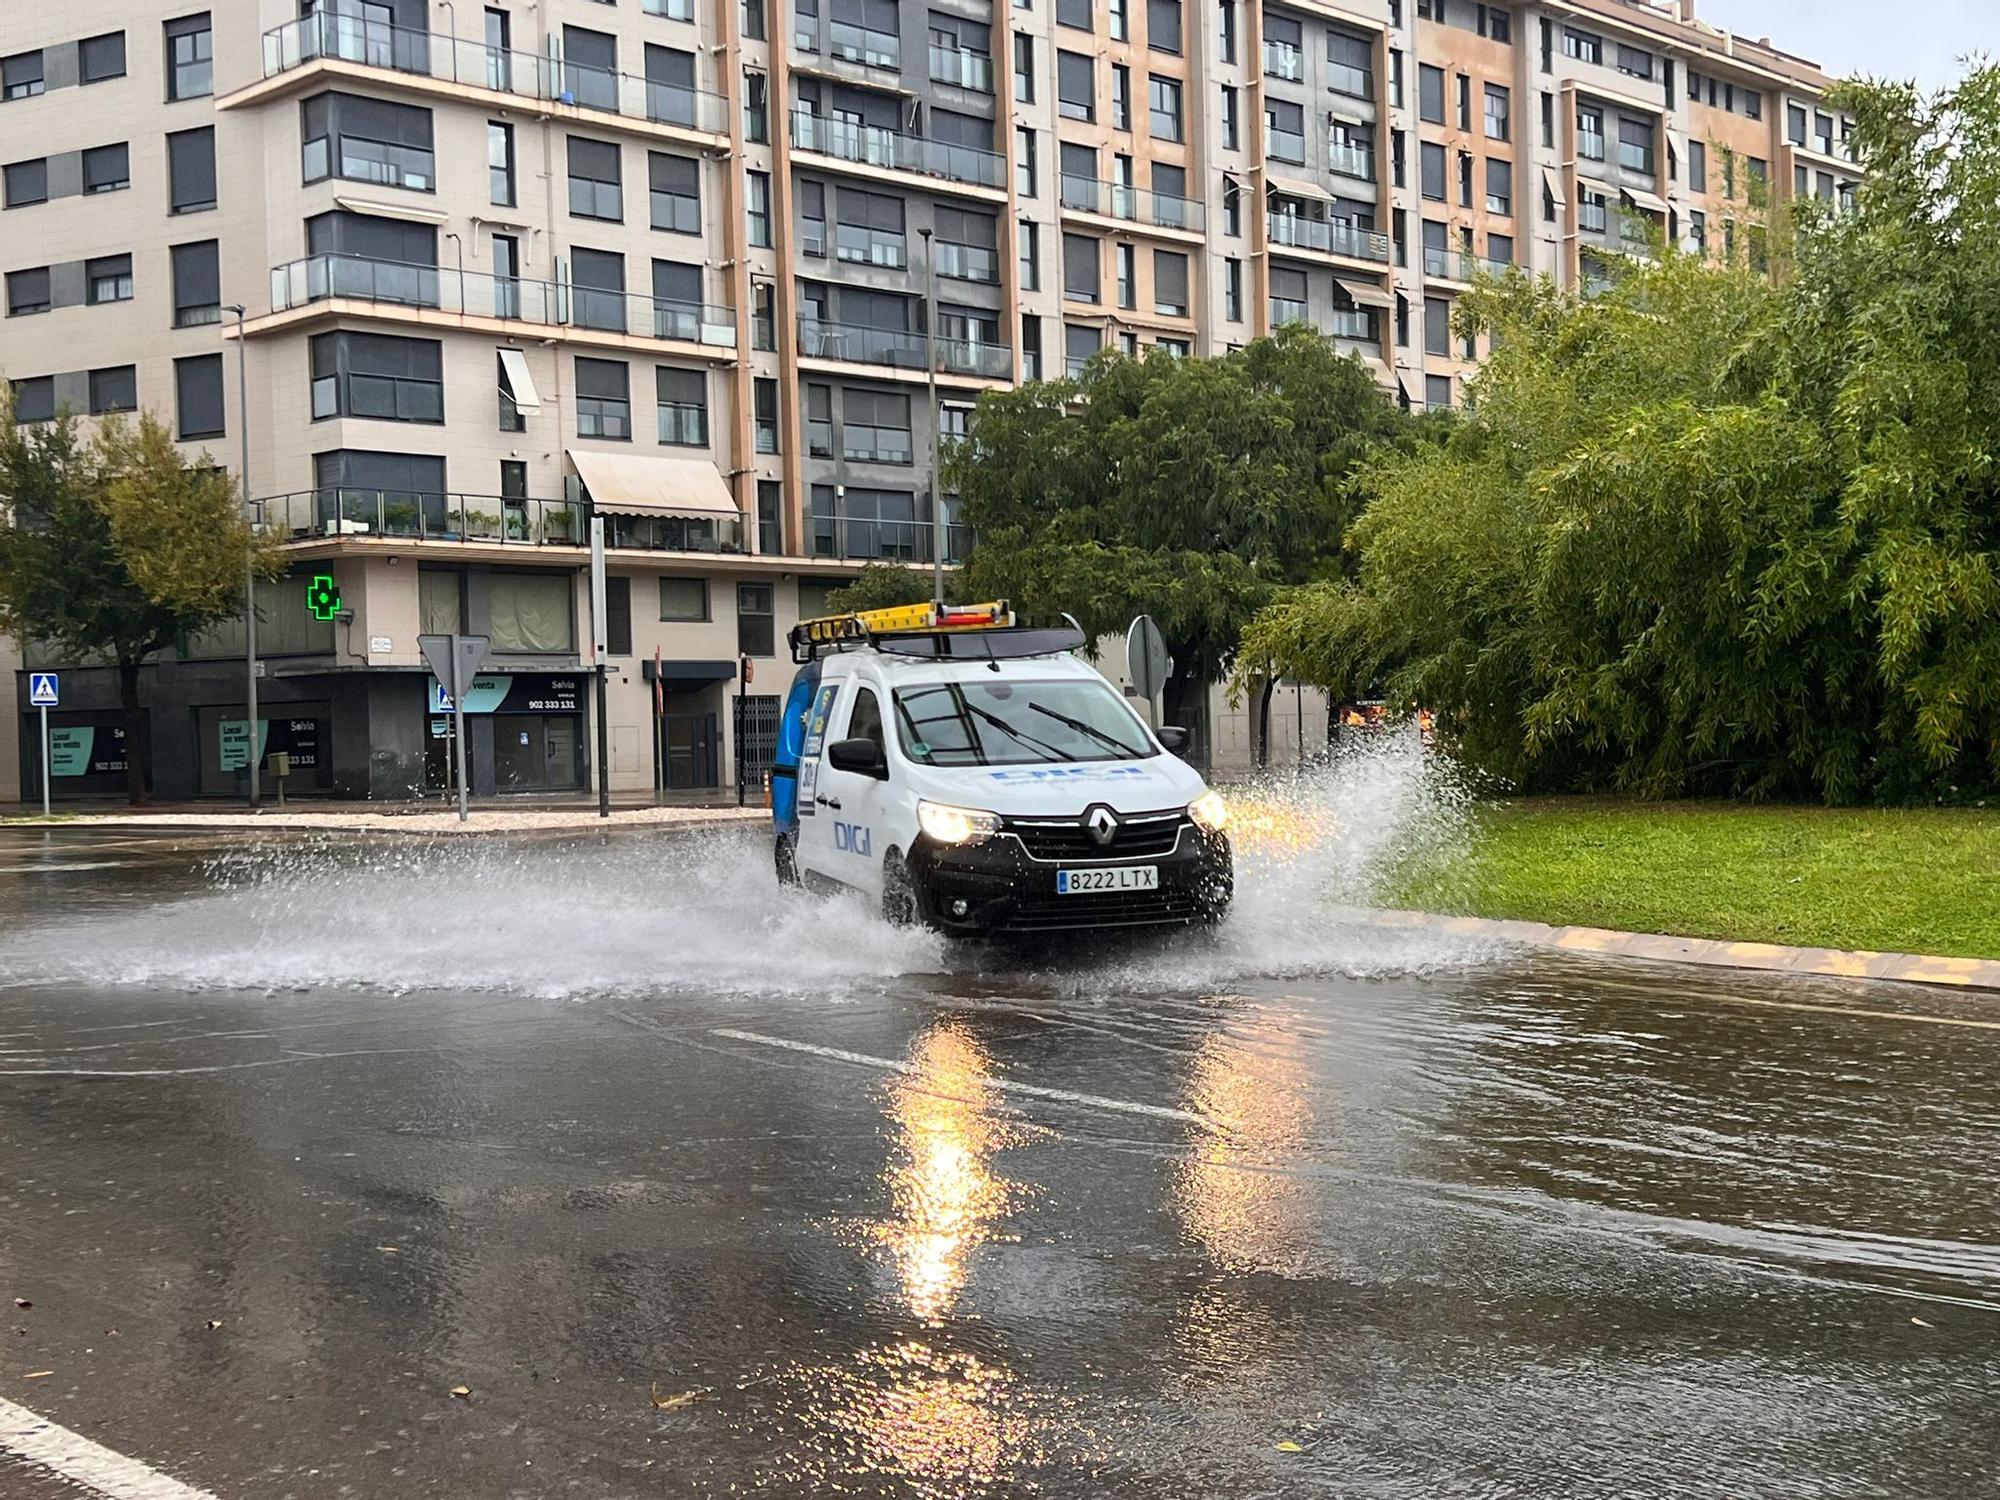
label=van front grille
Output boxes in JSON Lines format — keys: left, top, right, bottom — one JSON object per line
{"left": 1001, "top": 810, "right": 1187, "bottom": 862}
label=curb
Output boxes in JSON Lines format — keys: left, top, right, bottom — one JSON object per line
{"left": 1, "top": 809, "right": 767, "bottom": 839}
{"left": 1343, "top": 907, "right": 2000, "bottom": 994}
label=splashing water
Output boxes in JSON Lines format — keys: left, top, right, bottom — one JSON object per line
{"left": 1, "top": 735, "right": 1492, "bottom": 999}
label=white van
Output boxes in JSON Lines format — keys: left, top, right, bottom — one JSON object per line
{"left": 771, "top": 603, "right": 1231, "bottom": 937}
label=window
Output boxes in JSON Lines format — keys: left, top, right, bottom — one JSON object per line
{"left": 744, "top": 0, "right": 767, "bottom": 41}
{"left": 1223, "top": 176, "right": 1241, "bottom": 236}
{"left": 1423, "top": 296, "right": 1449, "bottom": 356}
{"left": 1579, "top": 190, "right": 1607, "bottom": 233}
{"left": 568, "top": 136, "right": 623, "bottom": 220}
{"left": 1484, "top": 83, "right": 1510, "bottom": 141}
{"left": 1148, "top": 75, "right": 1182, "bottom": 141}
{"left": 936, "top": 206, "right": 999, "bottom": 283}
{"left": 1688, "top": 208, "right": 1706, "bottom": 253}
{"left": 1265, "top": 98, "right": 1305, "bottom": 163}
{"left": 800, "top": 180, "right": 827, "bottom": 255}
{"left": 498, "top": 354, "right": 526, "bottom": 432}
{"left": 1419, "top": 64, "right": 1444, "bottom": 124}
{"left": 494, "top": 234, "right": 522, "bottom": 316}
{"left": 745, "top": 70, "right": 769, "bottom": 142}
{"left": 89, "top": 366, "right": 138, "bottom": 415}
{"left": 1328, "top": 30, "right": 1372, "bottom": 98}
{"left": 1218, "top": 0, "right": 1234, "bottom": 61}
{"left": 1269, "top": 265, "right": 1306, "bottom": 327}
{"left": 1116, "top": 243, "right": 1135, "bottom": 308}
{"left": 13, "top": 377, "right": 55, "bottom": 424}
{"left": 1224, "top": 257, "right": 1242, "bottom": 322}
{"left": 83, "top": 143, "right": 130, "bottom": 195}
{"left": 1018, "top": 220, "right": 1039, "bottom": 290}
{"left": 1112, "top": 65, "right": 1131, "bottom": 131}
{"left": 1743, "top": 89, "right": 1761, "bottom": 121}
{"left": 656, "top": 366, "right": 708, "bottom": 446}
{"left": 1062, "top": 233, "right": 1099, "bottom": 302}
{"left": 1058, "top": 50, "right": 1094, "bottom": 121}
{"left": 842, "top": 388, "right": 911, "bottom": 463}
{"left": 1063, "top": 322, "right": 1101, "bottom": 378}
{"left": 487, "top": 572, "right": 573, "bottom": 654}
{"left": 1058, "top": 0, "right": 1092, "bottom": 28}
{"left": 650, "top": 152, "right": 701, "bottom": 234}
{"left": 1147, "top": 0, "right": 1181, "bottom": 53}
{"left": 1425, "top": 374, "right": 1452, "bottom": 409}
{"left": 660, "top": 577, "right": 709, "bottom": 621}
{"left": 175, "top": 353, "right": 225, "bottom": 438}
{"left": 754, "top": 377, "right": 779, "bottom": 453}
{"left": 836, "top": 187, "right": 906, "bottom": 268}
{"left": 1577, "top": 104, "right": 1604, "bottom": 161}
{"left": 4, "top": 158, "right": 48, "bottom": 208}
{"left": 1153, "top": 250, "right": 1188, "bottom": 317}
{"left": 563, "top": 25, "right": 619, "bottom": 112}
{"left": 1016, "top": 127, "right": 1037, "bottom": 197}
{"left": 1458, "top": 150, "right": 1473, "bottom": 207}
{"left": 1013, "top": 34, "right": 1034, "bottom": 102}
{"left": 310, "top": 332, "right": 444, "bottom": 424}
{"left": 1562, "top": 27, "right": 1601, "bottom": 66}
{"left": 1457, "top": 73, "right": 1471, "bottom": 130}
{"left": 1420, "top": 142, "right": 1445, "bottom": 200}
{"left": 1488, "top": 232, "right": 1513, "bottom": 264}
{"left": 164, "top": 14, "right": 213, "bottom": 100}
{"left": 757, "top": 480, "right": 782, "bottom": 557}
{"left": 302, "top": 93, "right": 433, "bottom": 192}
{"left": 1619, "top": 116, "right": 1654, "bottom": 174}
{"left": 1541, "top": 91, "right": 1554, "bottom": 147}
{"left": 1477, "top": 4, "right": 1510, "bottom": 43}
{"left": 1485, "top": 158, "right": 1511, "bottom": 214}
{"left": 1688, "top": 138, "right": 1706, "bottom": 192}
{"left": 490, "top": 123, "right": 516, "bottom": 206}
{"left": 575, "top": 357, "right": 631, "bottom": 439}
{"left": 80, "top": 33, "right": 127, "bottom": 85}
{"left": 168, "top": 127, "right": 216, "bottom": 213}
{"left": 737, "top": 583, "right": 775, "bottom": 657}
{"left": 87, "top": 254, "right": 134, "bottom": 305}
{"left": 751, "top": 278, "right": 775, "bottom": 349}
{"left": 2, "top": 51, "right": 43, "bottom": 100}
{"left": 1617, "top": 45, "right": 1653, "bottom": 80}
{"left": 1221, "top": 84, "right": 1239, "bottom": 150}
{"left": 7, "top": 267, "right": 50, "bottom": 316}
{"left": 806, "top": 382, "right": 834, "bottom": 455}
{"left": 747, "top": 170, "right": 772, "bottom": 247}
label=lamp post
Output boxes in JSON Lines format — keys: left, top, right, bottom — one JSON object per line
{"left": 227, "top": 304, "right": 259, "bottom": 811}
{"left": 919, "top": 226, "right": 944, "bottom": 607}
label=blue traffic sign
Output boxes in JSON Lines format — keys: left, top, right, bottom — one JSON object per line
{"left": 27, "top": 672, "right": 59, "bottom": 708}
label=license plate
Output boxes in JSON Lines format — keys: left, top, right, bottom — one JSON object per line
{"left": 1056, "top": 865, "right": 1159, "bottom": 895}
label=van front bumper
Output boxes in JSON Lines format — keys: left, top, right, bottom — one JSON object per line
{"left": 905, "top": 823, "right": 1232, "bottom": 937}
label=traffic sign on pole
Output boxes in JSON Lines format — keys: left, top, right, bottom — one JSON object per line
{"left": 28, "top": 672, "right": 59, "bottom": 708}
{"left": 419, "top": 633, "right": 491, "bottom": 822}
{"left": 1127, "top": 615, "right": 1170, "bottom": 726}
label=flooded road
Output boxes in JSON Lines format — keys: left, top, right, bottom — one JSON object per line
{"left": 0, "top": 819, "right": 1996, "bottom": 1498}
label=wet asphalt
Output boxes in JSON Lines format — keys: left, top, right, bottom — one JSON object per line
{"left": 0, "top": 825, "right": 1996, "bottom": 1499}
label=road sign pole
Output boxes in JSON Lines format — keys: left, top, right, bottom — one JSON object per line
{"left": 452, "top": 658, "right": 469, "bottom": 825}
{"left": 590, "top": 517, "right": 610, "bottom": 820}
{"left": 39, "top": 704, "right": 50, "bottom": 819}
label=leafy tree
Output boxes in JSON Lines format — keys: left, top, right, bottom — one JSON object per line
{"left": 1239, "top": 63, "right": 2000, "bottom": 804}
{"left": 0, "top": 395, "right": 283, "bottom": 804}
{"left": 947, "top": 325, "right": 1417, "bottom": 740}
{"left": 824, "top": 563, "right": 956, "bottom": 615}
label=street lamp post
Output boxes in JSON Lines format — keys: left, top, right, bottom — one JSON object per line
{"left": 919, "top": 227, "right": 944, "bottom": 607}
{"left": 227, "top": 304, "right": 259, "bottom": 811}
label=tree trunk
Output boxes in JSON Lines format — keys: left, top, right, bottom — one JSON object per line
{"left": 118, "top": 659, "right": 149, "bottom": 808}
{"left": 1255, "top": 676, "right": 1276, "bottom": 769}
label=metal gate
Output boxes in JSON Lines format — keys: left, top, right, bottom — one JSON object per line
{"left": 733, "top": 693, "right": 779, "bottom": 796}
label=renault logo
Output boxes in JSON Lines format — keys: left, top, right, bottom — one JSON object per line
{"left": 1086, "top": 806, "right": 1118, "bottom": 846}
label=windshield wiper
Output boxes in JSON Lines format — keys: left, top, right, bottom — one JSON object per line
{"left": 964, "top": 703, "right": 1077, "bottom": 762}
{"left": 1030, "top": 702, "right": 1145, "bottom": 757}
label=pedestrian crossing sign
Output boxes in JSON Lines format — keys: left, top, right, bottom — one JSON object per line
{"left": 28, "top": 672, "right": 59, "bottom": 708}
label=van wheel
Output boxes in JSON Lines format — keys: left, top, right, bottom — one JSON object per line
{"left": 774, "top": 832, "right": 800, "bottom": 887}
{"left": 881, "top": 849, "right": 919, "bottom": 927}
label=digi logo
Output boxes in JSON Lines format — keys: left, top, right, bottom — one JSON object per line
{"left": 834, "top": 821, "right": 873, "bottom": 857}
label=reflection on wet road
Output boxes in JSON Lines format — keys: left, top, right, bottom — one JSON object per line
{"left": 0, "top": 824, "right": 1996, "bottom": 1498}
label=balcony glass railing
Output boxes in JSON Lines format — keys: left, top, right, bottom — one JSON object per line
{"left": 933, "top": 240, "right": 1000, "bottom": 283}
{"left": 797, "top": 317, "right": 1010, "bottom": 377}
{"left": 827, "top": 20, "right": 901, "bottom": 69}
{"left": 810, "top": 512, "right": 973, "bottom": 565}
{"left": 935, "top": 336, "right": 1011, "bottom": 378}
{"left": 1270, "top": 297, "right": 1310, "bottom": 327}
{"left": 1328, "top": 142, "right": 1374, "bottom": 180}
{"left": 260, "top": 12, "right": 729, "bottom": 135}
{"left": 928, "top": 45, "right": 994, "bottom": 92}
{"left": 268, "top": 253, "right": 737, "bottom": 348}
{"left": 1328, "top": 61, "right": 1371, "bottom": 99}
{"left": 1422, "top": 247, "right": 1510, "bottom": 282}
{"left": 833, "top": 224, "right": 909, "bottom": 268}
{"left": 789, "top": 110, "right": 1005, "bottom": 189}
{"left": 1263, "top": 40, "right": 1304, "bottom": 81}
{"left": 1265, "top": 212, "right": 1392, "bottom": 263}
{"left": 263, "top": 489, "right": 746, "bottom": 553}
{"left": 1059, "top": 175, "right": 1207, "bottom": 233}
{"left": 1267, "top": 127, "right": 1307, "bottom": 164}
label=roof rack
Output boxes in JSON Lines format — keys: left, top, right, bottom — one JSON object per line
{"left": 789, "top": 599, "right": 1083, "bottom": 663}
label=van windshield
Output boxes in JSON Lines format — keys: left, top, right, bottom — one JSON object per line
{"left": 894, "top": 678, "right": 1157, "bottom": 766}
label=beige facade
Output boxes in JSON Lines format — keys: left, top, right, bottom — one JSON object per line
{"left": 0, "top": 0, "right": 1847, "bottom": 798}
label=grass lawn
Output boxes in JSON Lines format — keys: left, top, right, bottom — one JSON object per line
{"left": 1390, "top": 799, "right": 2000, "bottom": 960}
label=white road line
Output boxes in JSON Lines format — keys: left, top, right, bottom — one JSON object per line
{"left": 0, "top": 1395, "right": 219, "bottom": 1500}
{"left": 709, "top": 1027, "right": 1206, "bottom": 1125}
{"left": 0, "top": 1047, "right": 432, "bottom": 1078}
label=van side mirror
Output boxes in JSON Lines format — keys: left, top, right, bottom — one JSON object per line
{"left": 1157, "top": 726, "right": 1189, "bottom": 752}
{"left": 827, "top": 737, "right": 887, "bottom": 778}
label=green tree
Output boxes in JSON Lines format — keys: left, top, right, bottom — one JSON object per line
{"left": 946, "top": 325, "right": 1416, "bottom": 738}
{"left": 823, "top": 563, "right": 955, "bottom": 615}
{"left": 1239, "top": 63, "right": 2000, "bottom": 804}
{"left": 0, "top": 397, "right": 283, "bottom": 804}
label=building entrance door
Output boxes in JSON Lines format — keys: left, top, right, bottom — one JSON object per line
{"left": 664, "top": 712, "right": 718, "bottom": 790}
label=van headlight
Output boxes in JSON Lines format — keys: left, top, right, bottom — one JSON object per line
{"left": 917, "top": 800, "right": 1002, "bottom": 846}
{"left": 1187, "top": 790, "right": 1229, "bottom": 832}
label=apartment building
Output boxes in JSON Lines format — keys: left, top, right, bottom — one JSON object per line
{"left": 1, "top": 0, "right": 1852, "bottom": 801}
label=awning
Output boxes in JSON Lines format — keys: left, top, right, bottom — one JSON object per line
{"left": 567, "top": 449, "right": 737, "bottom": 519}
{"left": 497, "top": 348, "right": 541, "bottom": 414}
{"left": 642, "top": 658, "right": 737, "bottom": 688}
{"left": 333, "top": 195, "right": 448, "bottom": 225}
{"left": 1333, "top": 278, "right": 1395, "bottom": 311}
{"left": 1264, "top": 171, "right": 1330, "bottom": 202}
{"left": 1542, "top": 168, "right": 1569, "bottom": 208}
{"left": 1621, "top": 185, "right": 1670, "bottom": 216}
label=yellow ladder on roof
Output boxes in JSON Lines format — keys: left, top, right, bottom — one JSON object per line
{"left": 794, "top": 600, "right": 1015, "bottom": 646}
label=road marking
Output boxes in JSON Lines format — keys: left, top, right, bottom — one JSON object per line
{"left": 0, "top": 1047, "right": 432, "bottom": 1078}
{"left": 0, "top": 1395, "right": 218, "bottom": 1499}
{"left": 709, "top": 1027, "right": 1205, "bottom": 1125}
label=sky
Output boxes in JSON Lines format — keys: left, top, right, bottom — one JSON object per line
{"left": 1696, "top": 0, "right": 1995, "bottom": 89}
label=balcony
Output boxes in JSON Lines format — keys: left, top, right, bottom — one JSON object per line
{"left": 929, "top": 45, "right": 994, "bottom": 93}
{"left": 1263, "top": 40, "right": 1304, "bottom": 82}
{"left": 827, "top": 20, "right": 901, "bottom": 70}
{"left": 933, "top": 240, "right": 1000, "bottom": 283}
{"left": 1059, "top": 175, "right": 1207, "bottom": 234}
{"left": 790, "top": 110, "right": 1006, "bottom": 191}
{"left": 1328, "top": 142, "right": 1375, "bottom": 181}
{"left": 1422, "top": 247, "right": 1511, "bottom": 283}
{"left": 267, "top": 253, "right": 737, "bottom": 350}
{"left": 1266, "top": 212, "right": 1392, "bottom": 264}
{"left": 797, "top": 317, "right": 1009, "bottom": 379}
{"left": 935, "top": 336, "right": 1011, "bottom": 378}
{"left": 263, "top": 489, "right": 745, "bottom": 554}
{"left": 811, "top": 511, "right": 972, "bottom": 565}
{"left": 257, "top": 12, "right": 728, "bottom": 137}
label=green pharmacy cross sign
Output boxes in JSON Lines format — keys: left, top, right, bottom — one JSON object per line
{"left": 306, "top": 573, "right": 343, "bottom": 622}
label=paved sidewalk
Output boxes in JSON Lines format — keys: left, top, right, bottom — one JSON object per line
{"left": 1345, "top": 906, "right": 2000, "bottom": 993}
{"left": 3, "top": 806, "right": 767, "bottom": 837}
